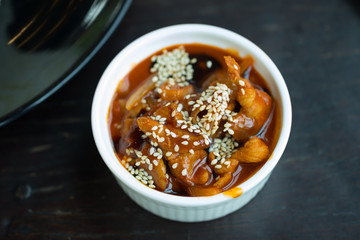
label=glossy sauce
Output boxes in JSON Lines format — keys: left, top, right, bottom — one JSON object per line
{"left": 109, "top": 43, "right": 280, "bottom": 196}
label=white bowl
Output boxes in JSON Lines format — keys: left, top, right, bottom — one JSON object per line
{"left": 91, "top": 24, "right": 292, "bottom": 222}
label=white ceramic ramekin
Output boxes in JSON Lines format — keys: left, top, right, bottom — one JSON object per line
{"left": 91, "top": 24, "right": 292, "bottom": 222}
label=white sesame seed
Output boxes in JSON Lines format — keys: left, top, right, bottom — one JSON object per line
{"left": 189, "top": 149, "right": 194, "bottom": 154}
{"left": 181, "top": 169, "right": 187, "bottom": 176}
{"left": 165, "top": 152, "right": 172, "bottom": 157}
{"left": 215, "top": 164, "right": 222, "bottom": 169}
{"left": 148, "top": 164, "right": 153, "bottom": 171}
{"left": 149, "top": 147, "right": 155, "bottom": 155}
{"left": 193, "top": 141, "right": 200, "bottom": 146}
{"left": 206, "top": 60, "right": 213, "bottom": 68}
{"left": 241, "top": 88, "right": 245, "bottom": 95}
{"left": 174, "top": 144, "right": 179, "bottom": 152}
{"left": 151, "top": 126, "right": 158, "bottom": 131}
{"left": 211, "top": 159, "right": 218, "bottom": 165}
{"left": 234, "top": 64, "right": 238, "bottom": 70}
{"left": 177, "top": 104, "right": 183, "bottom": 111}
{"left": 152, "top": 76, "right": 159, "bottom": 82}
{"left": 181, "top": 141, "right": 188, "bottom": 145}
{"left": 172, "top": 163, "right": 178, "bottom": 169}
{"left": 135, "top": 150, "right": 142, "bottom": 157}
{"left": 239, "top": 80, "right": 245, "bottom": 86}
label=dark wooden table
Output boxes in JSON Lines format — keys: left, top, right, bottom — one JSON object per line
{"left": 1, "top": 0, "right": 360, "bottom": 239}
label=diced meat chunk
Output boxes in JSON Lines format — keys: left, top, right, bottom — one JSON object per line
{"left": 137, "top": 142, "right": 168, "bottom": 191}
{"left": 231, "top": 136, "right": 270, "bottom": 163}
{"left": 166, "top": 150, "right": 212, "bottom": 186}
{"left": 137, "top": 117, "right": 210, "bottom": 153}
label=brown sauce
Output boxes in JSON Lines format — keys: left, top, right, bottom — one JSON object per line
{"left": 108, "top": 43, "right": 280, "bottom": 197}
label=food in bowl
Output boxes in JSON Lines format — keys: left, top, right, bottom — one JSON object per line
{"left": 108, "top": 43, "right": 279, "bottom": 197}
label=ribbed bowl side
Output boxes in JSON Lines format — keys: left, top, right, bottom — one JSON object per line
{"left": 115, "top": 174, "right": 271, "bottom": 222}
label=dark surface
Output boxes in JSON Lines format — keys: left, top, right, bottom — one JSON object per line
{"left": 1, "top": 0, "right": 359, "bottom": 239}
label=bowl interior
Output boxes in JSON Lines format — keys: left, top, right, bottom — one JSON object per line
{"left": 91, "top": 24, "right": 292, "bottom": 206}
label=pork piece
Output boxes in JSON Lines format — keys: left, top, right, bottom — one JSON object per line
{"left": 160, "top": 82, "right": 195, "bottom": 101}
{"left": 186, "top": 186, "right": 222, "bottom": 197}
{"left": 207, "top": 151, "right": 239, "bottom": 190}
{"left": 109, "top": 98, "right": 126, "bottom": 141}
{"left": 166, "top": 175, "right": 186, "bottom": 194}
{"left": 224, "top": 56, "right": 273, "bottom": 142}
{"left": 138, "top": 142, "right": 168, "bottom": 191}
{"left": 230, "top": 136, "right": 270, "bottom": 163}
{"left": 166, "top": 150, "right": 212, "bottom": 186}
{"left": 213, "top": 172, "right": 232, "bottom": 189}
{"left": 137, "top": 117, "right": 210, "bottom": 153}
{"left": 200, "top": 69, "right": 237, "bottom": 95}
{"left": 118, "top": 117, "right": 141, "bottom": 157}
{"left": 208, "top": 152, "right": 239, "bottom": 175}
{"left": 152, "top": 102, "right": 184, "bottom": 126}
